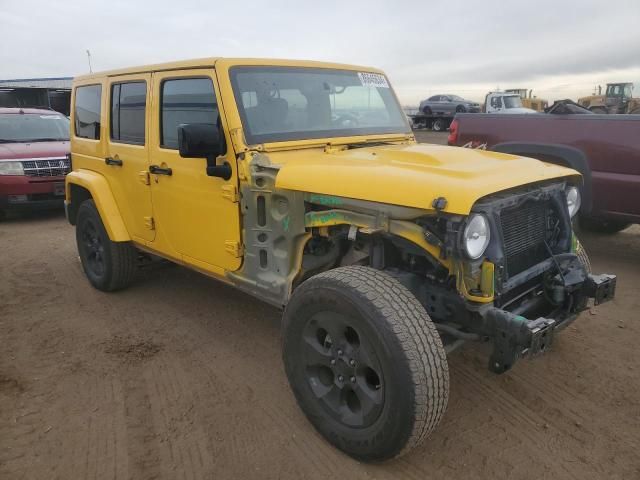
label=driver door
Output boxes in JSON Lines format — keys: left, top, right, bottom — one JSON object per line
{"left": 148, "top": 69, "right": 242, "bottom": 274}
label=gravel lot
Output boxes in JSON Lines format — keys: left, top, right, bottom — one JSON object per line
{"left": 1, "top": 132, "right": 639, "bottom": 479}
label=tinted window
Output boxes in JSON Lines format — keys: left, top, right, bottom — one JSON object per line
{"left": 75, "top": 85, "right": 102, "bottom": 139}
{"left": 111, "top": 81, "right": 146, "bottom": 144}
{"left": 428, "top": 95, "right": 439, "bottom": 101}
{"left": 161, "top": 78, "right": 218, "bottom": 149}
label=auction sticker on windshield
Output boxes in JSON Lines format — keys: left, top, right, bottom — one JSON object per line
{"left": 358, "top": 72, "right": 389, "bottom": 88}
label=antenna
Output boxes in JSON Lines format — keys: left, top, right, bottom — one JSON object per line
{"left": 86, "top": 49, "right": 93, "bottom": 73}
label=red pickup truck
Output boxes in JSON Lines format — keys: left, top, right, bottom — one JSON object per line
{"left": 0, "top": 108, "right": 70, "bottom": 220}
{"left": 448, "top": 113, "right": 640, "bottom": 233}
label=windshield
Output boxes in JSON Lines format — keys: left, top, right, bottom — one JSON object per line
{"left": 503, "top": 96, "right": 524, "bottom": 109}
{"left": 0, "top": 113, "right": 69, "bottom": 143}
{"left": 230, "top": 66, "right": 410, "bottom": 144}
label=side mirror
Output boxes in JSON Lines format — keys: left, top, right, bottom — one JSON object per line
{"left": 178, "top": 123, "right": 220, "bottom": 158}
{"left": 177, "top": 123, "right": 231, "bottom": 180}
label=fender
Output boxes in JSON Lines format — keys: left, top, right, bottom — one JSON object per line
{"left": 65, "top": 169, "right": 130, "bottom": 241}
{"left": 491, "top": 142, "right": 593, "bottom": 214}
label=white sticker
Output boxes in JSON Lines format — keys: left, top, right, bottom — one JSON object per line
{"left": 357, "top": 72, "right": 389, "bottom": 88}
{"left": 40, "top": 115, "right": 62, "bottom": 119}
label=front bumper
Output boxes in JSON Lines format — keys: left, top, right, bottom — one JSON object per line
{"left": 483, "top": 272, "right": 616, "bottom": 373}
{"left": 0, "top": 175, "right": 66, "bottom": 212}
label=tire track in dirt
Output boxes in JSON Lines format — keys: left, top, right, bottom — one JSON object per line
{"left": 2, "top": 214, "right": 640, "bottom": 480}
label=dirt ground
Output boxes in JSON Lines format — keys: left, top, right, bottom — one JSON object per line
{"left": 1, "top": 131, "right": 639, "bottom": 479}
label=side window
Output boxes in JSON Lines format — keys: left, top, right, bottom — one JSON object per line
{"left": 111, "top": 81, "right": 146, "bottom": 144}
{"left": 490, "top": 96, "right": 502, "bottom": 108}
{"left": 161, "top": 78, "right": 218, "bottom": 149}
{"left": 74, "top": 85, "right": 102, "bottom": 139}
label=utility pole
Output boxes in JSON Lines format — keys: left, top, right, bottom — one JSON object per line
{"left": 86, "top": 50, "right": 93, "bottom": 73}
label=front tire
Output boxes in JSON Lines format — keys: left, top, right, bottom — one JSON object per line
{"left": 282, "top": 266, "right": 449, "bottom": 461}
{"left": 76, "top": 200, "right": 137, "bottom": 292}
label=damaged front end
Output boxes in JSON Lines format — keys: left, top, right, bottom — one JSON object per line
{"left": 426, "top": 181, "right": 617, "bottom": 373}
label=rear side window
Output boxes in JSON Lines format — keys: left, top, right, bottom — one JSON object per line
{"left": 74, "top": 85, "right": 102, "bottom": 139}
{"left": 160, "top": 78, "right": 218, "bottom": 149}
{"left": 111, "top": 81, "right": 146, "bottom": 144}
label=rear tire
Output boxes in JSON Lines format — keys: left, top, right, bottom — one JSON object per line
{"left": 579, "top": 216, "right": 631, "bottom": 234}
{"left": 422, "top": 106, "right": 432, "bottom": 115}
{"left": 282, "top": 266, "right": 449, "bottom": 462}
{"left": 76, "top": 200, "right": 137, "bottom": 292}
{"left": 431, "top": 118, "right": 445, "bottom": 131}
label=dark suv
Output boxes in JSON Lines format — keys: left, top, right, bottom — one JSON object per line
{"left": 0, "top": 108, "right": 70, "bottom": 219}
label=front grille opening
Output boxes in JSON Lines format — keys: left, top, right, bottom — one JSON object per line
{"left": 500, "top": 200, "right": 557, "bottom": 278}
{"left": 21, "top": 158, "right": 71, "bottom": 177}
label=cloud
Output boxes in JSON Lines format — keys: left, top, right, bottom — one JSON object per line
{"left": 1, "top": 0, "right": 638, "bottom": 104}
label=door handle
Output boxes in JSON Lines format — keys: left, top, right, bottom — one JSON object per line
{"left": 105, "top": 157, "right": 123, "bottom": 166}
{"left": 149, "top": 165, "right": 173, "bottom": 176}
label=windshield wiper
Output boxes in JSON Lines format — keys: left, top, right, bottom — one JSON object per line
{"left": 345, "top": 140, "right": 402, "bottom": 149}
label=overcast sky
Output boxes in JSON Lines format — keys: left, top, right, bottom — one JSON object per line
{"left": 2, "top": 0, "right": 639, "bottom": 104}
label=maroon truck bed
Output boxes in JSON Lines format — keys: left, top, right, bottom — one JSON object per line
{"left": 448, "top": 113, "right": 640, "bottom": 227}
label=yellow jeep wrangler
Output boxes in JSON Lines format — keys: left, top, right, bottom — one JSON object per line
{"left": 65, "top": 58, "right": 616, "bottom": 461}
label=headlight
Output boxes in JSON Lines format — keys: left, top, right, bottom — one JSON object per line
{"left": 0, "top": 161, "right": 24, "bottom": 176}
{"left": 463, "top": 214, "right": 490, "bottom": 259}
{"left": 566, "top": 186, "right": 581, "bottom": 218}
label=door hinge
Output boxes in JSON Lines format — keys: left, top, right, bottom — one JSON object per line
{"left": 225, "top": 240, "right": 244, "bottom": 257}
{"left": 221, "top": 184, "right": 239, "bottom": 202}
{"left": 144, "top": 216, "right": 155, "bottom": 230}
{"left": 139, "top": 171, "right": 150, "bottom": 185}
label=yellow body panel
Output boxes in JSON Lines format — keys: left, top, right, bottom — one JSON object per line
{"left": 146, "top": 68, "right": 242, "bottom": 272}
{"left": 65, "top": 170, "right": 130, "bottom": 241}
{"left": 270, "top": 144, "right": 580, "bottom": 215}
{"left": 104, "top": 72, "right": 155, "bottom": 242}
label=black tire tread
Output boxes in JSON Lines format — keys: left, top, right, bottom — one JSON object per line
{"left": 77, "top": 200, "right": 137, "bottom": 291}
{"left": 298, "top": 266, "right": 449, "bottom": 459}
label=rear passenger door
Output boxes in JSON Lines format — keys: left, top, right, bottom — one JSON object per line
{"left": 105, "top": 74, "right": 154, "bottom": 242}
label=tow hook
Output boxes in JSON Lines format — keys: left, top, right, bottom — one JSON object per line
{"left": 483, "top": 308, "right": 556, "bottom": 374}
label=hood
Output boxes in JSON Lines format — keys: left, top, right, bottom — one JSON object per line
{"left": 271, "top": 143, "right": 579, "bottom": 215}
{"left": 0, "top": 141, "right": 70, "bottom": 160}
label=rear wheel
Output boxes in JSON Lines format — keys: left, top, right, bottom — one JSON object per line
{"left": 431, "top": 118, "right": 445, "bottom": 131}
{"left": 76, "top": 200, "right": 137, "bottom": 291}
{"left": 422, "top": 106, "right": 432, "bottom": 115}
{"left": 282, "top": 266, "right": 449, "bottom": 461}
{"left": 579, "top": 216, "right": 631, "bottom": 234}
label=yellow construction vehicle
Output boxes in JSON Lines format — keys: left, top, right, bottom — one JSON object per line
{"left": 505, "top": 89, "right": 548, "bottom": 112}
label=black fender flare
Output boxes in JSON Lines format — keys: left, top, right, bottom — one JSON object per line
{"left": 491, "top": 142, "right": 593, "bottom": 214}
